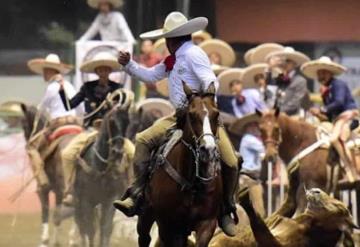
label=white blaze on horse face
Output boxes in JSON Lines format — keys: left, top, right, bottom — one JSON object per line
{"left": 202, "top": 104, "right": 216, "bottom": 149}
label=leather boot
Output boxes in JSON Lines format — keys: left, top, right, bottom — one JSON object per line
{"left": 113, "top": 142, "right": 151, "bottom": 217}
{"left": 219, "top": 164, "right": 239, "bottom": 237}
{"left": 27, "top": 148, "right": 49, "bottom": 190}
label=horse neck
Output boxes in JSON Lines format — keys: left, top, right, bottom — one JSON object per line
{"left": 94, "top": 120, "right": 111, "bottom": 160}
{"left": 278, "top": 114, "right": 317, "bottom": 163}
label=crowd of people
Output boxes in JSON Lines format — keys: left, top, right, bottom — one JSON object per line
{"left": 1, "top": 0, "right": 359, "bottom": 244}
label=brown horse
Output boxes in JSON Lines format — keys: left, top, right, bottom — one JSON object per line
{"left": 256, "top": 109, "right": 329, "bottom": 212}
{"left": 20, "top": 104, "right": 78, "bottom": 247}
{"left": 137, "top": 82, "right": 223, "bottom": 247}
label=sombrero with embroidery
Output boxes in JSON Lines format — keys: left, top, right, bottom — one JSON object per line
{"left": 87, "top": 0, "right": 123, "bottom": 9}
{"left": 250, "top": 43, "right": 284, "bottom": 64}
{"left": 244, "top": 48, "right": 255, "bottom": 65}
{"left": 192, "top": 30, "right": 212, "bottom": 43}
{"left": 229, "top": 113, "right": 260, "bottom": 136}
{"left": 156, "top": 78, "right": 169, "bottom": 97}
{"left": 0, "top": 101, "right": 24, "bottom": 117}
{"left": 136, "top": 98, "right": 175, "bottom": 116}
{"left": 265, "top": 46, "right": 310, "bottom": 66}
{"left": 27, "top": 54, "right": 73, "bottom": 75}
{"left": 300, "top": 56, "right": 347, "bottom": 80}
{"left": 217, "top": 68, "right": 244, "bottom": 96}
{"left": 140, "top": 12, "right": 208, "bottom": 39}
{"left": 240, "top": 63, "right": 269, "bottom": 89}
{"left": 80, "top": 52, "right": 121, "bottom": 73}
{"left": 153, "top": 38, "right": 169, "bottom": 56}
{"left": 199, "top": 39, "right": 236, "bottom": 67}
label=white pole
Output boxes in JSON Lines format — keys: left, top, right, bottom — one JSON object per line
{"left": 280, "top": 162, "right": 285, "bottom": 204}
{"left": 267, "top": 161, "right": 273, "bottom": 216}
{"left": 351, "top": 190, "right": 358, "bottom": 226}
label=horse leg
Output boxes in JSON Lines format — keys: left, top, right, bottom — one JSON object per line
{"left": 99, "top": 201, "right": 115, "bottom": 247}
{"left": 52, "top": 190, "right": 64, "bottom": 247}
{"left": 75, "top": 200, "right": 96, "bottom": 247}
{"left": 158, "top": 224, "right": 188, "bottom": 247}
{"left": 195, "top": 219, "right": 217, "bottom": 247}
{"left": 137, "top": 209, "right": 155, "bottom": 247}
{"left": 37, "top": 189, "right": 50, "bottom": 247}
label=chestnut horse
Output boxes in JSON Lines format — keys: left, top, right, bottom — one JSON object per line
{"left": 256, "top": 109, "right": 329, "bottom": 212}
{"left": 137, "top": 82, "right": 223, "bottom": 247}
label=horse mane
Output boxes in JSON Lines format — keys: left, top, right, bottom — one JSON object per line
{"left": 21, "top": 104, "right": 48, "bottom": 140}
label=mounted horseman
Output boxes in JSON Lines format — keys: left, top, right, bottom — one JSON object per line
{"left": 113, "top": 11, "right": 241, "bottom": 238}
{"left": 59, "top": 52, "right": 126, "bottom": 206}
{"left": 302, "top": 56, "right": 360, "bottom": 181}
{"left": 26, "top": 53, "right": 82, "bottom": 192}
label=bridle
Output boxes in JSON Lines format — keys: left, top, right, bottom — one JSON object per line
{"left": 262, "top": 125, "right": 283, "bottom": 148}
{"left": 181, "top": 100, "right": 220, "bottom": 183}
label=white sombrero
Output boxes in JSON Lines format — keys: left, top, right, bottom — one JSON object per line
{"left": 0, "top": 101, "right": 24, "bottom": 117}
{"left": 240, "top": 63, "right": 269, "bottom": 89}
{"left": 136, "top": 98, "right": 175, "bottom": 116}
{"left": 192, "top": 30, "right": 212, "bottom": 44}
{"left": 244, "top": 48, "right": 255, "bottom": 65}
{"left": 229, "top": 113, "right": 261, "bottom": 136}
{"left": 87, "top": 0, "right": 123, "bottom": 9}
{"left": 265, "top": 46, "right": 310, "bottom": 66}
{"left": 156, "top": 78, "right": 169, "bottom": 97}
{"left": 300, "top": 56, "right": 347, "bottom": 80}
{"left": 199, "top": 39, "right": 236, "bottom": 67}
{"left": 217, "top": 68, "right": 244, "bottom": 96}
{"left": 27, "top": 54, "right": 73, "bottom": 75}
{"left": 140, "top": 12, "right": 208, "bottom": 39}
{"left": 250, "top": 43, "right": 284, "bottom": 64}
{"left": 153, "top": 38, "right": 169, "bottom": 56}
{"left": 80, "top": 52, "right": 121, "bottom": 73}
{"left": 211, "top": 64, "right": 229, "bottom": 76}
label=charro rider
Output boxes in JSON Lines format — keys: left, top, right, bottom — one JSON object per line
{"left": 301, "top": 56, "right": 359, "bottom": 179}
{"left": 59, "top": 52, "right": 122, "bottom": 205}
{"left": 113, "top": 11, "right": 240, "bottom": 236}
{"left": 26, "top": 53, "right": 81, "bottom": 190}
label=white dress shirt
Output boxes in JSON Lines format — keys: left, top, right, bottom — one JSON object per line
{"left": 125, "top": 41, "right": 218, "bottom": 109}
{"left": 80, "top": 11, "right": 135, "bottom": 44}
{"left": 39, "top": 77, "right": 77, "bottom": 120}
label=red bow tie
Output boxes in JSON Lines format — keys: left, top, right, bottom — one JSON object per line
{"left": 321, "top": 86, "right": 330, "bottom": 101}
{"left": 164, "top": 54, "right": 176, "bottom": 72}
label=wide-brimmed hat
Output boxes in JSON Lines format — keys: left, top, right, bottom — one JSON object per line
{"left": 156, "top": 78, "right": 169, "bottom": 97}
{"left": 0, "top": 101, "right": 24, "bottom": 117}
{"left": 229, "top": 113, "right": 260, "bottom": 136}
{"left": 140, "top": 12, "right": 208, "bottom": 39}
{"left": 244, "top": 48, "right": 255, "bottom": 65}
{"left": 153, "top": 38, "right": 169, "bottom": 56}
{"left": 87, "top": 0, "right": 123, "bottom": 9}
{"left": 265, "top": 46, "right": 310, "bottom": 66}
{"left": 136, "top": 98, "right": 175, "bottom": 116}
{"left": 240, "top": 63, "right": 269, "bottom": 89}
{"left": 300, "top": 56, "right": 347, "bottom": 80}
{"left": 211, "top": 64, "right": 229, "bottom": 76}
{"left": 217, "top": 68, "right": 244, "bottom": 96}
{"left": 199, "top": 39, "right": 236, "bottom": 67}
{"left": 192, "top": 30, "right": 212, "bottom": 43}
{"left": 27, "top": 54, "right": 73, "bottom": 75}
{"left": 250, "top": 43, "right": 284, "bottom": 64}
{"left": 80, "top": 52, "right": 121, "bottom": 73}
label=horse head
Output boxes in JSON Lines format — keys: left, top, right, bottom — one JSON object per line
{"left": 96, "top": 89, "right": 132, "bottom": 170}
{"left": 256, "top": 107, "right": 282, "bottom": 164}
{"left": 182, "top": 81, "right": 220, "bottom": 181}
{"left": 19, "top": 103, "right": 47, "bottom": 141}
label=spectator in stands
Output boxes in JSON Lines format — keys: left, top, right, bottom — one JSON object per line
{"left": 79, "top": 0, "right": 135, "bottom": 45}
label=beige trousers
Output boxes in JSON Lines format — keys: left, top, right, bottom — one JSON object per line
{"left": 61, "top": 130, "right": 98, "bottom": 194}
{"left": 239, "top": 175, "right": 265, "bottom": 218}
{"left": 135, "top": 114, "right": 238, "bottom": 168}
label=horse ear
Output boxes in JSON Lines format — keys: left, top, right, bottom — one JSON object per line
{"left": 20, "top": 103, "right": 27, "bottom": 114}
{"left": 274, "top": 107, "right": 280, "bottom": 117}
{"left": 182, "top": 81, "right": 193, "bottom": 98}
{"left": 206, "top": 82, "right": 216, "bottom": 95}
{"left": 255, "top": 108, "right": 263, "bottom": 117}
